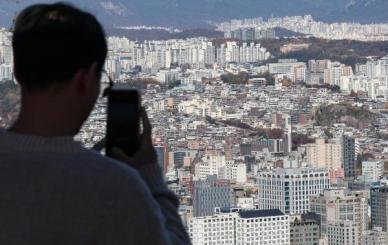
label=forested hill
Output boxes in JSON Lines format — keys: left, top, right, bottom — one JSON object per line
{"left": 1, "top": 0, "right": 388, "bottom": 28}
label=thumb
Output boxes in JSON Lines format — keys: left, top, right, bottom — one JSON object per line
{"left": 111, "top": 147, "right": 136, "bottom": 163}
{"left": 92, "top": 137, "right": 106, "bottom": 151}
{"left": 111, "top": 147, "right": 130, "bottom": 162}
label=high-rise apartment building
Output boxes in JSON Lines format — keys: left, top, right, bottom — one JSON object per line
{"left": 362, "top": 161, "right": 384, "bottom": 182}
{"left": 192, "top": 176, "right": 234, "bottom": 217}
{"left": 227, "top": 27, "right": 276, "bottom": 41}
{"left": 324, "top": 62, "right": 353, "bottom": 86}
{"left": 306, "top": 138, "right": 345, "bottom": 184}
{"left": 343, "top": 135, "right": 356, "bottom": 178}
{"left": 306, "top": 138, "right": 343, "bottom": 171}
{"left": 366, "top": 56, "right": 388, "bottom": 78}
{"left": 189, "top": 208, "right": 290, "bottom": 245}
{"left": 257, "top": 168, "right": 330, "bottom": 214}
{"left": 309, "top": 60, "right": 331, "bottom": 73}
{"left": 371, "top": 185, "right": 388, "bottom": 231}
{"left": 310, "top": 188, "right": 368, "bottom": 235}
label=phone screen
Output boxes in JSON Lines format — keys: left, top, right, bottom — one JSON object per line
{"left": 106, "top": 88, "right": 140, "bottom": 157}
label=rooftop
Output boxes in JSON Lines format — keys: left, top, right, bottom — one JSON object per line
{"left": 258, "top": 167, "right": 328, "bottom": 175}
{"left": 238, "top": 209, "right": 284, "bottom": 218}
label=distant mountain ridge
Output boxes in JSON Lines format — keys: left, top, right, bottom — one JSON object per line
{"left": 1, "top": 0, "right": 388, "bottom": 29}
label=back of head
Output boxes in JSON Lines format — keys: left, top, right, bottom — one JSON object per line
{"left": 12, "top": 2, "right": 108, "bottom": 90}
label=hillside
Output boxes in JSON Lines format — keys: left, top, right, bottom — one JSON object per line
{"left": 260, "top": 37, "right": 388, "bottom": 67}
{"left": 1, "top": 0, "right": 388, "bottom": 28}
{"left": 315, "top": 104, "right": 377, "bottom": 129}
{"left": 106, "top": 28, "right": 223, "bottom": 41}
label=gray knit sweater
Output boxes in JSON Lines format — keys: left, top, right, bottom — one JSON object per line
{"left": 0, "top": 129, "right": 190, "bottom": 245}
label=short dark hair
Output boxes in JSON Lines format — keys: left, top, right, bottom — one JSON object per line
{"left": 12, "top": 2, "right": 108, "bottom": 90}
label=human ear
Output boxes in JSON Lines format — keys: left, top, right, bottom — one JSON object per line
{"left": 86, "top": 62, "right": 99, "bottom": 80}
{"left": 72, "top": 62, "right": 99, "bottom": 94}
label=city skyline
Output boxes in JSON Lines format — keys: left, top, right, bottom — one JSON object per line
{"left": 2, "top": 2, "right": 388, "bottom": 244}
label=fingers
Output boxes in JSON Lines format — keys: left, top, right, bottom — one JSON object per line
{"left": 140, "top": 107, "right": 153, "bottom": 148}
{"left": 111, "top": 147, "right": 135, "bottom": 163}
{"left": 92, "top": 137, "right": 106, "bottom": 151}
{"left": 141, "top": 107, "right": 152, "bottom": 136}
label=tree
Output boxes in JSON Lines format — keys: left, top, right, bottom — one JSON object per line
{"left": 221, "top": 72, "right": 249, "bottom": 84}
{"left": 167, "top": 80, "right": 181, "bottom": 89}
{"left": 329, "top": 85, "right": 341, "bottom": 93}
{"left": 350, "top": 90, "right": 358, "bottom": 97}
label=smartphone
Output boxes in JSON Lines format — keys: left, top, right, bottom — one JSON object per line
{"left": 106, "top": 85, "right": 141, "bottom": 157}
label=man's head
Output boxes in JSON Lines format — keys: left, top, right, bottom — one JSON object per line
{"left": 13, "top": 2, "right": 107, "bottom": 90}
{"left": 12, "top": 3, "right": 107, "bottom": 135}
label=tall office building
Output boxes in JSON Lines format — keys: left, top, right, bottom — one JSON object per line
{"left": 155, "top": 146, "right": 166, "bottom": 172}
{"left": 172, "top": 149, "right": 197, "bottom": 168}
{"left": 343, "top": 135, "right": 356, "bottom": 178}
{"left": 192, "top": 176, "right": 234, "bottom": 217}
{"left": 371, "top": 185, "right": 388, "bottom": 231}
{"left": 282, "top": 114, "right": 292, "bottom": 154}
{"left": 189, "top": 208, "right": 290, "bottom": 245}
{"left": 310, "top": 188, "right": 368, "bottom": 235}
{"left": 257, "top": 168, "right": 330, "bottom": 214}
{"left": 327, "top": 220, "right": 359, "bottom": 245}
{"left": 155, "top": 143, "right": 169, "bottom": 174}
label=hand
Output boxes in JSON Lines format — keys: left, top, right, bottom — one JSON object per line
{"left": 111, "top": 107, "right": 157, "bottom": 169}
